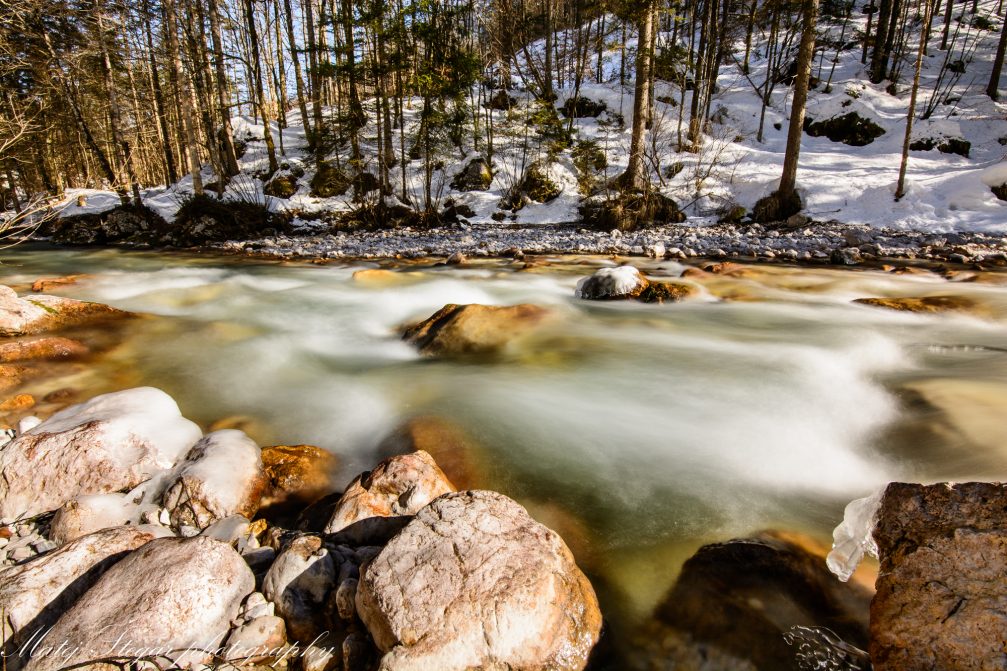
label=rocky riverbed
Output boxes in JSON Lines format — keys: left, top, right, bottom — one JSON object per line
{"left": 0, "top": 260, "right": 1006, "bottom": 671}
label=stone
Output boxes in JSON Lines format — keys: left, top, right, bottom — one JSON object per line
{"left": 224, "top": 616, "right": 288, "bottom": 664}
{"left": 402, "top": 303, "right": 553, "bottom": 357}
{"left": 831, "top": 247, "right": 863, "bottom": 265}
{"left": 260, "top": 444, "right": 338, "bottom": 512}
{"left": 485, "top": 89, "right": 516, "bottom": 110}
{"left": 264, "top": 174, "right": 299, "bottom": 199}
{"left": 310, "top": 162, "right": 351, "bottom": 198}
{"left": 560, "top": 97, "right": 607, "bottom": 118}
{"left": 24, "top": 536, "right": 254, "bottom": 671}
{"left": 575, "top": 266, "right": 648, "bottom": 300}
{"left": 355, "top": 490, "right": 601, "bottom": 671}
{"left": 0, "top": 337, "right": 88, "bottom": 363}
{"left": 161, "top": 429, "right": 267, "bottom": 531}
{"left": 0, "top": 387, "right": 203, "bottom": 521}
{"left": 804, "top": 112, "right": 885, "bottom": 146}
{"left": 324, "top": 451, "right": 456, "bottom": 534}
{"left": 853, "top": 295, "right": 978, "bottom": 313}
{"left": 30, "top": 276, "right": 88, "bottom": 293}
{"left": 0, "top": 394, "right": 34, "bottom": 412}
{"left": 261, "top": 535, "right": 337, "bottom": 643}
{"left": 870, "top": 482, "right": 1007, "bottom": 671}
{"left": 654, "top": 531, "right": 873, "bottom": 671}
{"left": 49, "top": 492, "right": 139, "bottom": 544}
{"left": 0, "top": 285, "right": 131, "bottom": 337}
{"left": 377, "top": 416, "right": 481, "bottom": 489}
{"left": 0, "top": 526, "right": 167, "bottom": 651}
{"left": 579, "top": 191, "right": 685, "bottom": 231}
{"left": 450, "top": 158, "right": 493, "bottom": 191}
{"left": 638, "top": 281, "right": 699, "bottom": 304}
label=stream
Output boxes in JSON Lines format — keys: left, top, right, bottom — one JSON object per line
{"left": 3, "top": 245, "right": 1007, "bottom": 661}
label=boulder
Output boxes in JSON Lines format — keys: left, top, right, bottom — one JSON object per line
{"left": 853, "top": 295, "right": 977, "bottom": 313}
{"left": 30, "top": 276, "right": 87, "bottom": 293}
{"left": 579, "top": 191, "right": 685, "bottom": 230}
{"left": 575, "top": 266, "right": 648, "bottom": 300}
{"left": 310, "top": 161, "right": 351, "bottom": 198}
{"left": 0, "top": 285, "right": 131, "bottom": 337}
{"left": 752, "top": 190, "right": 803, "bottom": 223}
{"left": 804, "top": 112, "right": 885, "bottom": 146}
{"left": 224, "top": 616, "right": 288, "bottom": 663}
{"left": 0, "top": 387, "right": 202, "bottom": 521}
{"left": 638, "top": 281, "right": 698, "bottom": 304}
{"left": 355, "top": 490, "right": 602, "bottom": 671}
{"left": 260, "top": 444, "right": 338, "bottom": 512}
{"left": 870, "top": 482, "right": 1007, "bottom": 671}
{"left": 377, "top": 417, "right": 481, "bottom": 489}
{"left": 264, "top": 174, "right": 299, "bottom": 199}
{"left": 450, "top": 158, "right": 493, "bottom": 191}
{"left": 486, "top": 89, "right": 517, "bottom": 110}
{"left": 514, "top": 162, "right": 560, "bottom": 205}
{"left": 161, "top": 429, "right": 267, "bottom": 531}
{"left": 0, "top": 526, "right": 167, "bottom": 652}
{"left": 0, "top": 337, "right": 88, "bottom": 363}
{"left": 654, "top": 531, "right": 873, "bottom": 671}
{"left": 402, "top": 303, "right": 553, "bottom": 357}
{"left": 23, "top": 536, "right": 254, "bottom": 671}
{"left": 324, "top": 451, "right": 456, "bottom": 534}
{"left": 560, "top": 96, "right": 607, "bottom": 118}
{"left": 261, "top": 534, "right": 337, "bottom": 643}
{"left": 49, "top": 493, "right": 140, "bottom": 545}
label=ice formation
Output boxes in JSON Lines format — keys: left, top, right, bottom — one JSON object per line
{"left": 826, "top": 487, "right": 885, "bottom": 582}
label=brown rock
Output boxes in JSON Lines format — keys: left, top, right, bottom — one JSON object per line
{"left": 260, "top": 444, "right": 338, "bottom": 511}
{"left": 402, "top": 303, "right": 552, "bottom": 357}
{"left": 0, "top": 286, "right": 131, "bottom": 337}
{"left": 638, "top": 281, "right": 698, "bottom": 304}
{"left": 680, "top": 267, "right": 709, "bottom": 279}
{"left": 377, "top": 416, "right": 481, "bottom": 489}
{"left": 42, "top": 388, "right": 77, "bottom": 403}
{"left": 654, "top": 530, "right": 873, "bottom": 671}
{"left": 30, "top": 275, "right": 87, "bottom": 293}
{"left": 0, "top": 394, "right": 34, "bottom": 412}
{"left": 870, "top": 482, "right": 1007, "bottom": 671}
{"left": 0, "top": 337, "right": 88, "bottom": 363}
{"left": 324, "top": 450, "right": 455, "bottom": 534}
{"left": 352, "top": 269, "right": 405, "bottom": 286}
{"left": 853, "top": 295, "right": 977, "bottom": 313}
{"left": 355, "top": 490, "right": 602, "bottom": 671}
{"left": 0, "top": 364, "right": 27, "bottom": 392}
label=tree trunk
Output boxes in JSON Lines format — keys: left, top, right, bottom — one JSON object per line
{"left": 165, "top": 0, "right": 203, "bottom": 195}
{"left": 244, "top": 0, "right": 280, "bottom": 174}
{"left": 96, "top": 5, "right": 139, "bottom": 205}
{"left": 987, "top": 13, "right": 1007, "bottom": 99}
{"left": 871, "top": 0, "right": 893, "bottom": 81}
{"left": 778, "top": 0, "right": 820, "bottom": 198}
{"left": 209, "top": 0, "right": 241, "bottom": 177}
{"left": 620, "top": 0, "right": 656, "bottom": 190}
{"left": 282, "top": 0, "right": 312, "bottom": 143}
{"left": 143, "top": 0, "right": 178, "bottom": 186}
{"left": 897, "top": 0, "right": 935, "bottom": 199}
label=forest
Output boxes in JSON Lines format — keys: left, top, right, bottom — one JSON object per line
{"left": 1, "top": 0, "right": 1006, "bottom": 232}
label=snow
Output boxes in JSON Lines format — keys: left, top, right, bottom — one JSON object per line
{"left": 29, "top": 387, "right": 203, "bottom": 469}
{"left": 38, "top": 1, "right": 1007, "bottom": 234}
{"left": 826, "top": 487, "right": 884, "bottom": 582}
{"left": 575, "top": 265, "right": 645, "bottom": 298}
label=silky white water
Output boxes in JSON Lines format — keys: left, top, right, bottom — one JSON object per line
{"left": 5, "top": 246, "right": 1007, "bottom": 635}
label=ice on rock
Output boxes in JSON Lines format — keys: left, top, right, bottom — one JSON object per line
{"left": 574, "top": 266, "right": 645, "bottom": 299}
{"left": 826, "top": 488, "right": 884, "bottom": 582}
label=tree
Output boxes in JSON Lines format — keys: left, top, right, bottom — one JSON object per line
{"left": 988, "top": 12, "right": 1007, "bottom": 100}
{"left": 620, "top": 0, "right": 657, "bottom": 190}
{"left": 897, "top": 0, "right": 935, "bottom": 199}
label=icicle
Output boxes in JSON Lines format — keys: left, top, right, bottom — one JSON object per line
{"left": 826, "top": 487, "right": 885, "bottom": 582}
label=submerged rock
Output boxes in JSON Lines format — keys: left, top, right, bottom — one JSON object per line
{"left": 260, "top": 444, "right": 337, "bottom": 512}
{"left": 161, "top": 429, "right": 267, "bottom": 531}
{"left": 0, "top": 337, "right": 88, "bottom": 363}
{"left": 324, "top": 450, "right": 455, "bottom": 535}
{"left": 870, "top": 482, "right": 1007, "bottom": 671}
{"left": 24, "top": 536, "right": 254, "bottom": 671}
{"left": 654, "top": 531, "right": 873, "bottom": 671}
{"left": 0, "top": 387, "right": 202, "bottom": 521}
{"left": 853, "top": 295, "right": 978, "bottom": 313}
{"left": 0, "top": 526, "right": 167, "bottom": 651}
{"left": 0, "top": 285, "right": 131, "bottom": 337}
{"left": 575, "top": 265, "right": 695, "bottom": 303}
{"left": 402, "top": 303, "right": 553, "bottom": 357}
{"left": 356, "top": 490, "right": 602, "bottom": 671}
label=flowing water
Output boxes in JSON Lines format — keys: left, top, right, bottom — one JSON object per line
{"left": 4, "top": 245, "right": 1007, "bottom": 660}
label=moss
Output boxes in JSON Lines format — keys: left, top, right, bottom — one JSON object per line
{"left": 26, "top": 300, "right": 59, "bottom": 316}
{"left": 804, "top": 112, "right": 885, "bottom": 146}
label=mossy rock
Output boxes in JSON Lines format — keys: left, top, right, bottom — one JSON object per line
{"left": 451, "top": 158, "right": 493, "bottom": 191}
{"left": 264, "top": 174, "right": 299, "bottom": 199}
{"left": 310, "top": 161, "right": 351, "bottom": 198}
{"left": 910, "top": 137, "right": 971, "bottom": 158}
{"left": 486, "top": 90, "right": 517, "bottom": 110}
{"left": 853, "top": 295, "right": 977, "bottom": 313}
{"left": 572, "top": 141, "right": 608, "bottom": 195}
{"left": 992, "top": 183, "right": 1007, "bottom": 201}
{"left": 170, "top": 194, "right": 285, "bottom": 244}
{"left": 752, "top": 190, "right": 802, "bottom": 223}
{"left": 718, "top": 205, "right": 747, "bottom": 224}
{"left": 560, "top": 97, "right": 607, "bottom": 118}
{"left": 579, "top": 191, "right": 685, "bottom": 231}
{"left": 804, "top": 112, "right": 885, "bottom": 146}
{"left": 522, "top": 162, "right": 561, "bottom": 203}
{"left": 352, "top": 172, "right": 381, "bottom": 198}
{"left": 638, "top": 282, "right": 698, "bottom": 304}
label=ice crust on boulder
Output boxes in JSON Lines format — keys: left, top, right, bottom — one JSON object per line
{"left": 827, "top": 488, "right": 884, "bottom": 582}
{"left": 574, "top": 266, "right": 645, "bottom": 299}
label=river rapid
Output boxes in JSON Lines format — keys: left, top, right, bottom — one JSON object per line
{"left": 3, "top": 245, "right": 1007, "bottom": 655}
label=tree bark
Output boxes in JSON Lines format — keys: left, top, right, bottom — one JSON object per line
{"left": 243, "top": 0, "right": 279, "bottom": 174}
{"left": 209, "top": 0, "right": 241, "bottom": 177}
{"left": 897, "top": 0, "right": 935, "bottom": 199}
{"left": 778, "top": 0, "right": 820, "bottom": 198}
{"left": 165, "top": 0, "right": 203, "bottom": 195}
{"left": 987, "top": 13, "right": 1007, "bottom": 100}
{"left": 620, "top": 0, "right": 656, "bottom": 190}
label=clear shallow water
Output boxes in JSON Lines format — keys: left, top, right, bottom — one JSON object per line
{"left": 4, "top": 246, "right": 1007, "bottom": 647}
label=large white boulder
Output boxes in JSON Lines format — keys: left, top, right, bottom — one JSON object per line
{"left": 324, "top": 450, "right": 455, "bottom": 534}
{"left": 161, "top": 430, "right": 266, "bottom": 531}
{"left": 0, "top": 526, "right": 168, "bottom": 652}
{"left": 356, "top": 490, "right": 602, "bottom": 671}
{"left": 24, "top": 536, "right": 254, "bottom": 671}
{"left": 0, "top": 387, "right": 202, "bottom": 521}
